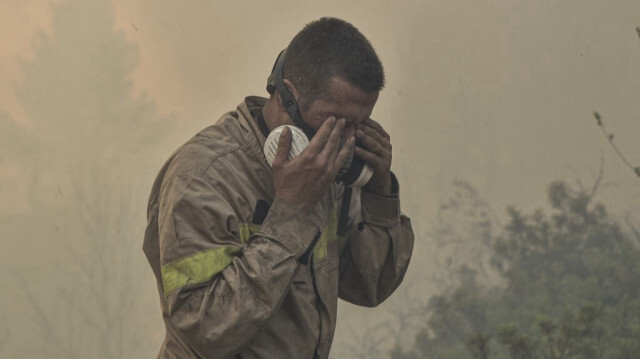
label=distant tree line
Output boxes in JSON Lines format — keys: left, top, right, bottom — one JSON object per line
{"left": 391, "top": 180, "right": 640, "bottom": 359}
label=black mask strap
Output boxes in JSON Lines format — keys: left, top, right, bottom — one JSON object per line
{"left": 266, "top": 49, "right": 317, "bottom": 139}
{"left": 256, "top": 112, "right": 270, "bottom": 138}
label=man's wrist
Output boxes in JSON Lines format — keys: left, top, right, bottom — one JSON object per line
{"left": 360, "top": 172, "right": 401, "bottom": 224}
{"left": 257, "top": 197, "right": 325, "bottom": 257}
{"left": 363, "top": 173, "right": 392, "bottom": 195}
{"left": 364, "top": 172, "right": 398, "bottom": 196}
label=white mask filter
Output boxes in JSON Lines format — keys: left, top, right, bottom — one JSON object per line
{"left": 263, "top": 125, "right": 309, "bottom": 167}
{"left": 337, "top": 147, "right": 374, "bottom": 188}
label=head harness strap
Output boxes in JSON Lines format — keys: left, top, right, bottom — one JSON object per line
{"left": 266, "top": 49, "right": 317, "bottom": 138}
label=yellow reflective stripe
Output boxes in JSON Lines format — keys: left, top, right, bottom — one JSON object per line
{"left": 313, "top": 207, "right": 339, "bottom": 263}
{"left": 162, "top": 207, "right": 342, "bottom": 297}
{"left": 238, "top": 223, "right": 261, "bottom": 243}
{"left": 161, "top": 246, "right": 241, "bottom": 297}
{"left": 238, "top": 207, "right": 339, "bottom": 262}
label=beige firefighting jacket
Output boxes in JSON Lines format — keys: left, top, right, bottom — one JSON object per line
{"left": 143, "top": 96, "right": 414, "bottom": 359}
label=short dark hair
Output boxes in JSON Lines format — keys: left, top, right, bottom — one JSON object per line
{"left": 284, "top": 17, "right": 385, "bottom": 112}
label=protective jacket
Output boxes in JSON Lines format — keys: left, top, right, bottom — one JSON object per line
{"left": 143, "top": 96, "right": 414, "bottom": 359}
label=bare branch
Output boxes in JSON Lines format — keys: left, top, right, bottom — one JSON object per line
{"left": 340, "top": 320, "right": 394, "bottom": 359}
{"left": 588, "top": 154, "right": 605, "bottom": 202}
{"left": 593, "top": 112, "right": 640, "bottom": 178}
{"left": 14, "top": 271, "right": 71, "bottom": 357}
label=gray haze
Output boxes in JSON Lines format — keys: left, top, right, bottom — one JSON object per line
{"left": 1, "top": 0, "right": 639, "bottom": 357}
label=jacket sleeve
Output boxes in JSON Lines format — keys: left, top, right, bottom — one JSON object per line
{"left": 337, "top": 173, "right": 414, "bottom": 307}
{"left": 157, "top": 174, "right": 324, "bottom": 358}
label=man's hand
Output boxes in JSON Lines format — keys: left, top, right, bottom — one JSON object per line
{"left": 272, "top": 117, "right": 355, "bottom": 212}
{"left": 355, "top": 118, "right": 392, "bottom": 194}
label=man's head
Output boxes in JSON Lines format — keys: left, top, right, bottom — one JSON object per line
{"left": 283, "top": 17, "right": 385, "bottom": 113}
{"left": 265, "top": 17, "right": 385, "bottom": 139}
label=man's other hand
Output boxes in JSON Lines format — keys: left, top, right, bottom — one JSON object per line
{"left": 355, "top": 118, "right": 392, "bottom": 194}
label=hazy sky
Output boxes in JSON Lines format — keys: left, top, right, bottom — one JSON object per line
{"left": 2, "top": 0, "right": 640, "bottom": 355}
{"left": 3, "top": 0, "right": 639, "bottom": 219}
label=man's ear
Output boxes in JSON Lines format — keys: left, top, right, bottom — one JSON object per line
{"left": 275, "top": 79, "right": 300, "bottom": 113}
{"left": 282, "top": 79, "right": 300, "bottom": 101}
{"left": 283, "top": 79, "right": 299, "bottom": 97}
{"left": 282, "top": 79, "right": 298, "bottom": 95}
{"left": 274, "top": 89, "right": 286, "bottom": 112}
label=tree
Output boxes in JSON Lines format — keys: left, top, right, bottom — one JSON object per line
{"left": 2, "top": 0, "right": 175, "bottom": 356}
{"left": 387, "top": 180, "right": 501, "bottom": 358}
{"left": 394, "top": 181, "right": 640, "bottom": 358}
{"left": 427, "top": 180, "right": 501, "bottom": 292}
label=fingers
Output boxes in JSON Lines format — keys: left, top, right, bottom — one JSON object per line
{"left": 305, "top": 116, "right": 337, "bottom": 154}
{"left": 363, "top": 118, "right": 390, "bottom": 139}
{"left": 272, "top": 126, "right": 292, "bottom": 168}
{"left": 355, "top": 118, "right": 392, "bottom": 168}
{"left": 356, "top": 123, "right": 391, "bottom": 156}
{"left": 354, "top": 144, "right": 376, "bottom": 162}
{"left": 334, "top": 136, "right": 355, "bottom": 172}
{"left": 318, "top": 117, "right": 346, "bottom": 161}
{"left": 355, "top": 118, "right": 393, "bottom": 194}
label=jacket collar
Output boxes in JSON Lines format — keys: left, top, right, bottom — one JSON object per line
{"left": 237, "top": 96, "right": 269, "bottom": 162}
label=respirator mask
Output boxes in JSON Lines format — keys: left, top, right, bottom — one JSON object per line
{"left": 263, "top": 49, "right": 373, "bottom": 188}
{"left": 263, "top": 125, "right": 373, "bottom": 187}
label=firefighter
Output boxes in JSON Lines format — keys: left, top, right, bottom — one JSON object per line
{"left": 144, "top": 17, "right": 414, "bottom": 359}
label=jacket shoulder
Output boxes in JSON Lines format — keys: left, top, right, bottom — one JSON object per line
{"left": 168, "top": 114, "right": 249, "bottom": 178}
